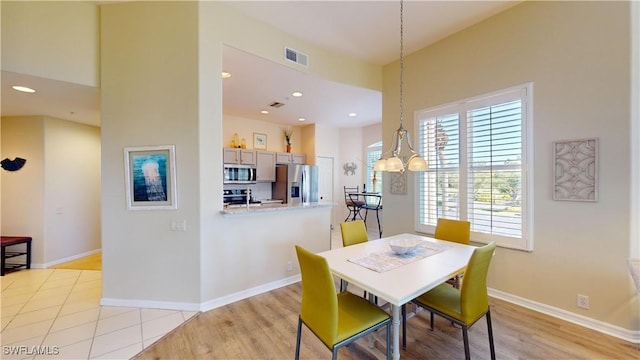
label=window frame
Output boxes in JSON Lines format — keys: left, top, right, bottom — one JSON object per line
{"left": 366, "top": 141, "right": 383, "bottom": 194}
{"left": 414, "top": 83, "right": 534, "bottom": 251}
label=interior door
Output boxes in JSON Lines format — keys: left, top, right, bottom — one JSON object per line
{"left": 316, "top": 156, "right": 334, "bottom": 205}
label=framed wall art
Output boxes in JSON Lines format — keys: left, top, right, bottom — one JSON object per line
{"left": 553, "top": 138, "right": 598, "bottom": 202}
{"left": 390, "top": 172, "right": 407, "bottom": 195}
{"left": 124, "top": 145, "right": 177, "bottom": 210}
{"left": 253, "top": 133, "right": 267, "bottom": 150}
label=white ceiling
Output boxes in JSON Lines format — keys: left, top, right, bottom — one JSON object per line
{"left": 1, "top": 1, "right": 520, "bottom": 128}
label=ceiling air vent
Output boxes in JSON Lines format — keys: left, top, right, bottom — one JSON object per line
{"left": 284, "top": 47, "right": 308, "bottom": 67}
{"left": 270, "top": 101, "right": 285, "bottom": 108}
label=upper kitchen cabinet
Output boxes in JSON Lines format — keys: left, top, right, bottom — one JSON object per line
{"left": 256, "top": 151, "right": 276, "bottom": 182}
{"left": 223, "top": 148, "right": 256, "bottom": 165}
{"left": 276, "top": 152, "right": 306, "bottom": 165}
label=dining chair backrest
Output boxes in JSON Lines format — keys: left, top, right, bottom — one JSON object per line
{"left": 295, "top": 245, "right": 338, "bottom": 347}
{"left": 340, "top": 220, "right": 368, "bottom": 247}
{"left": 460, "top": 241, "right": 496, "bottom": 324}
{"left": 434, "top": 218, "right": 470, "bottom": 245}
{"left": 344, "top": 186, "right": 359, "bottom": 202}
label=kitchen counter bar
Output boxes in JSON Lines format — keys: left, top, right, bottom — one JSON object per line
{"left": 221, "top": 202, "right": 334, "bottom": 216}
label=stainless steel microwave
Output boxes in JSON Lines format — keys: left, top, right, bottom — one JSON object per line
{"left": 223, "top": 164, "right": 256, "bottom": 184}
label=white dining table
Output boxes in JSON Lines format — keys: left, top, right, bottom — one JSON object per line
{"left": 317, "top": 233, "right": 476, "bottom": 360}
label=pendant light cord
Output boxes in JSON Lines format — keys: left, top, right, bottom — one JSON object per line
{"left": 399, "top": 0, "right": 404, "bottom": 129}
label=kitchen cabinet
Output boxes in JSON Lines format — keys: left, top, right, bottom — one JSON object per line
{"left": 276, "top": 152, "right": 306, "bottom": 164}
{"left": 256, "top": 151, "right": 276, "bottom": 182}
{"left": 223, "top": 148, "right": 256, "bottom": 165}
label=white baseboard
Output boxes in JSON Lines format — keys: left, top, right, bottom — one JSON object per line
{"left": 488, "top": 288, "right": 640, "bottom": 344}
{"left": 35, "top": 248, "right": 102, "bottom": 269}
{"left": 199, "top": 274, "right": 301, "bottom": 312}
{"left": 99, "top": 275, "right": 302, "bottom": 313}
{"left": 100, "top": 297, "right": 201, "bottom": 312}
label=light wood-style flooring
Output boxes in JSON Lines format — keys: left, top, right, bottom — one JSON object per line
{"left": 135, "top": 282, "right": 639, "bottom": 360}
{"left": 49, "top": 252, "right": 101, "bottom": 271}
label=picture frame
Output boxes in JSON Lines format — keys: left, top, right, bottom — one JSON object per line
{"left": 253, "top": 133, "right": 267, "bottom": 150}
{"left": 390, "top": 172, "right": 407, "bottom": 195}
{"left": 553, "top": 138, "right": 598, "bottom": 202}
{"left": 124, "top": 145, "right": 177, "bottom": 210}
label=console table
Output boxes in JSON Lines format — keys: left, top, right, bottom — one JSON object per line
{"left": 1, "top": 236, "right": 32, "bottom": 276}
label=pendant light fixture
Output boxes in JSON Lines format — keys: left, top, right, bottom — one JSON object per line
{"left": 374, "top": 0, "right": 427, "bottom": 173}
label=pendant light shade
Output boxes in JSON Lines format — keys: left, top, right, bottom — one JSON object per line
{"left": 375, "top": 0, "right": 427, "bottom": 173}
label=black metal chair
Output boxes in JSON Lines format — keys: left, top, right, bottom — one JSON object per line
{"left": 353, "top": 193, "right": 383, "bottom": 238}
{"left": 344, "top": 186, "right": 364, "bottom": 221}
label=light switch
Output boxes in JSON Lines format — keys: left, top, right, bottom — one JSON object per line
{"left": 170, "top": 220, "right": 187, "bottom": 232}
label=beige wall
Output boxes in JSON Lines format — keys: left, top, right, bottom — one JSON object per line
{"left": 1, "top": 116, "right": 100, "bottom": 266}
{"left": 1, "top": 117, "right": 45, "bottom": 264}
{"left": 101, "top": 1, "right": 202, "bottom": 304}
{"left": 1, "top": 1, "right": 99, "bottom": 86}
{"left": 223, "top": 115, "right": 303, "bottom": 154}
{"left": 382, "top": 1, "right": 636, "bottom": 332}
{"left": 44, "top": 118, "right": 101, "bottom": 263}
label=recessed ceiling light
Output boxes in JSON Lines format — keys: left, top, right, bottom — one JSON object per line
{"left": 221, "top": 71, "right": 232, "bottom": 79}
{"left": 291, "top": 91, "right": 303, "bottom": 97}
{"left": 12, "top": 85, "right": 35, "bottom": 93}
{"left": 260, "top": 110, "right": 269, "bottom": 114}
{"left": 298, "top": 117, "right": 306, "bottom": 122}
{"left": 349, "top": 113, "right": 357, "bottom": 117}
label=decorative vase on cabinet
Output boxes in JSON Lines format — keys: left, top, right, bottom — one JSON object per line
{"left": 286, "top": 144, "right": 291, "bottom": 153}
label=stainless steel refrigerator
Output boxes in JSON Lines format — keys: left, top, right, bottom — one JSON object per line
{"left": 272, "top": 164, "right": 318, "bottom": 205}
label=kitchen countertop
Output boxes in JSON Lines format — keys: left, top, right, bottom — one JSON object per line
{"left": 221, "top": 202, "right": 335, "bottom": 216}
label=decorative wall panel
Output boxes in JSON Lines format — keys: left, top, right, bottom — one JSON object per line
{"left": 553, "top": 138, "right": 598, "bottom": 201}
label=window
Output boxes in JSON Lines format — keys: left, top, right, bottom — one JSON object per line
{"left": 366, "top": 141, "right": 383, "bottom": 194}
{"left": 415, "top": 84, "right": 533, "bottom": 250}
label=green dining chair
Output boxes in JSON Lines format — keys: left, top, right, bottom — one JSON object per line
{"left": 294, "top": 245, "right": 391, "bottom": 360}
{"left": 435, "top": 218, "right": 471, "bottom": 288}
{"left": 340, "top": 220, "right": 368, "bottom": 248}
{"left": 406, "top": 242, "right": 497, "bottom": 360}
{"left": 339, "top": 220, "right": 368, "bottom": 292}
{"left": 339, "top": 220, "right": 376, "bottom": 301}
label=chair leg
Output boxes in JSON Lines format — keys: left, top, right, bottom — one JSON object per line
{"left": 401, "top": 304, "right": 407, "bottom": 350}
{"left": 386, "top": 321, "right": 391, "bottom": 360}
{"left": 375, "top": 208, "right": 382, "bottom": 238}
{"left": 462, "top": 325, "right": 471, "bottom": 360}
{"left": 486, "top": 309, "right": 496, "bottom": 360}
{"left": 295, "top": 318, "right": 303, "bottom": 360}
{"left": 430, "top": 311, "right": 435, "bottom": 331}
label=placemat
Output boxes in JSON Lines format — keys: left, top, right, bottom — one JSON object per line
{"left": 348, "top": 241, "right": 452, "bottom": 273}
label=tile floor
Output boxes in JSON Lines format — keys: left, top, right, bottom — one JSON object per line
{"left": 1, "top": 269, "right": 197, "bottom": 360}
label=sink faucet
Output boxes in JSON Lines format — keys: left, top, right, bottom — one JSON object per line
{"left": 246, "top": 187, "right": 251, "bottom": 208}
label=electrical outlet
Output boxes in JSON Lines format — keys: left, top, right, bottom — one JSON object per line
{"left": 286, "top": 261, "right": 293, "bottom": 272}
{"left": 577, "top": 294, "right": 589, "bottom": 309}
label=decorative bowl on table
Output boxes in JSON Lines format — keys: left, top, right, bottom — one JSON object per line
{"left": 389, "top": 238, "right": 422, "bottom": 255}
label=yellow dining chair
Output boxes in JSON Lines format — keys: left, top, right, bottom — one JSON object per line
{"left": 339, "top": 220, "right": 371, "bottom": 297}
{"left": 435, "top": 218, "right": 470, "bottom": 288}
{"left": 340, "top": 220, "right": 368, "bottom": 247}
{"left": 406, "top": 242, "right": 497, "bottom": 360}
{"left": 294, "top": 245, "right": 391, "bottom": 360}
{"left": 402, "top": 218, "right": 472, "bottom": 349}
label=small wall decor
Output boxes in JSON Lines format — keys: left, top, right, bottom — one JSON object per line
{"left": 1, "top": 157, "right": 26, "bottom": 171}
{"left": 343, "top": 162, "right": 357, "bottom": 176}
{"left": 124, "top": 145, "right": 177, "bottom": 210}
{"left": 253, "top": 133, "right": 267, "bottom": 150}
{"left": 553, "top": 138, "right": 598, "bottom": 201}
{"left": 390, "top": 172, "right": 407, "bottom": 195}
